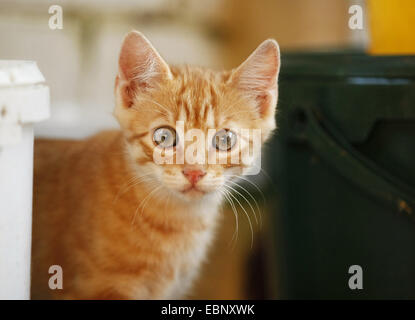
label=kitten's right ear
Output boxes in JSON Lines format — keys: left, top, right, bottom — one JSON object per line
{"left": 116, "top": 31, "right": 172, "bottom": 108}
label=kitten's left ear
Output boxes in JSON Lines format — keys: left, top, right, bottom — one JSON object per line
{"left": 230, "top": 39, "right": 280, "bottom": 119}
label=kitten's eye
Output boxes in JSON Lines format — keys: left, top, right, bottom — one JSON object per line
{"left": 213, "top": 129, "right": 237, "bottom": 151}
{"left": 153, "top": 127, "right": 177, "bottom": 148}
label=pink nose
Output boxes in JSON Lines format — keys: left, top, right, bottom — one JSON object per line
{"left": 182, "top": 169, "right": 206, "bottom": 185}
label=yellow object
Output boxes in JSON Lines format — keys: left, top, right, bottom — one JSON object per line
{"left": 367, "top": 0, "right": 415, "bottom": 55}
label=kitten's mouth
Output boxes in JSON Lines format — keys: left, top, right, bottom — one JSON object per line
{"left": 181, "top": 186, "right": 205, "bottom": 195}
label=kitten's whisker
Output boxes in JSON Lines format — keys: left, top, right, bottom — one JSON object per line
{"left": 130, "top": 106, "right": 165, "bottom": 116}
{"left": 114, "top": 176, "right": 140, "bottom": 202}
{"left": 225, "top": 187, "right": 254, "bottom": 250}
{"left": 224, "top": 182, "right": 259, "bottom": 227}
{"left": 219, "top": 189, "right": 239, "bottom": 250}
{"left": 140, "top": 186, "right": 162, "bottom": 216}
{"left": 226, "top": 174, "right": 266, "bottom": 206}
{"left": 113, "top": 173, "right": 155, "bottom": 204}
{"left": 219, "top": 190, "right": 239, "bottom": 242}
{"left": 122, "top": 173, "right": 154, "bottom": 189}
{"left": 115, "top": 173, "right": 153, "bottom": 197}
{"left": 226, "top": 179, "right": 262, "bottom": 228}
{"left": 251, "top": 163, "right": 275, "bottom": 186}
{"left": 134, "top": 97, "right": 171, "bottom": 114}
{"left": 233, "top": 176, "right": 265, "bottom": 227}
{"left": 131, "top": 184, "right": 161, "bottom": 226}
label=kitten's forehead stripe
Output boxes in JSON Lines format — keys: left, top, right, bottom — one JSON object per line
{"left": 169, "top": 67, "right": 233, "bottom": 131}
{"left": 209, "top": 85, "right": 218, "bottom": 109}
{"left": 132, "top": 66, "right": 262, "bottom": 137}
{"left": 177, "top": 105, "right": 187, "bottom": 122}
{"left": 206, "top": 106, "right": 215, "bottom": 128}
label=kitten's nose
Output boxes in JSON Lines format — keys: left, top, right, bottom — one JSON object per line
{"left": 182, "top": 168, "right": 206, "bottom": 185}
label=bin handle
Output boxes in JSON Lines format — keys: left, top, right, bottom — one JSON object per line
{"left": 296, "top": 107, "right": 415, "bottom": 222}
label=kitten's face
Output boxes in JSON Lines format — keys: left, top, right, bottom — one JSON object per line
{"left": 115, "top": 31, "right": 280, "bottom": 202}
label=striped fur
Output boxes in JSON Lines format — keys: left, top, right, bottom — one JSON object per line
{"left": 31, "top": 31, "right": 279, "bottom": 299}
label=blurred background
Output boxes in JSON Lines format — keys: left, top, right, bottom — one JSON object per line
{"left": 1, "top": 0, "right": 366, "bottom": 139}
{"left": 2, "top": 0, "right": 415, "bottom": 299}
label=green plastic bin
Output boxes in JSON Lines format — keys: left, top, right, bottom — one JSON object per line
{"left": 267, "top": 53, "right": 415, "bottom": 299}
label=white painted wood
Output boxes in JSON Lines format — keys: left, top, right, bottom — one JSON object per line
{"left": 0, "top": 61, "right": 49, "bottom": 299}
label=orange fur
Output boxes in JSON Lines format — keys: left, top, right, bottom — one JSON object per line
{"left": 31, "top": 31, "right": 280, "bottom": 299}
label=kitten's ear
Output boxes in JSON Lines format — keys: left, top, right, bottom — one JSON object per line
{"left": 116, "top": 31, "right": 172, "bottom": 108}
{"left": 230, "top": 39, "right": 280, "bottom": 119}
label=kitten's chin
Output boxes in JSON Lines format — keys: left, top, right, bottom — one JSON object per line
{"left": 178, "top": 188, "right": 206, "bottom": 201}
{"left": 181, "top": 187, "right": 205, "bottom": 198}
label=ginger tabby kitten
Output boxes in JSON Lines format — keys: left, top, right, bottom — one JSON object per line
{"left": 31, "top": 31, "right": 280, "bottom": 299}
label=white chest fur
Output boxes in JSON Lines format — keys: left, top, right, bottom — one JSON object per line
{"left": 163, "top": 223, "right": 217, "bottom": 299}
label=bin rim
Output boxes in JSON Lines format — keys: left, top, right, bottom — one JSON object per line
{"left": 280, "top": 52, "right": 415, "bottom": 79}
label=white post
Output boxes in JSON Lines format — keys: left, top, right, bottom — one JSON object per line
{"left": 0, "top": 61, "right": 50, "bottom": 300}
